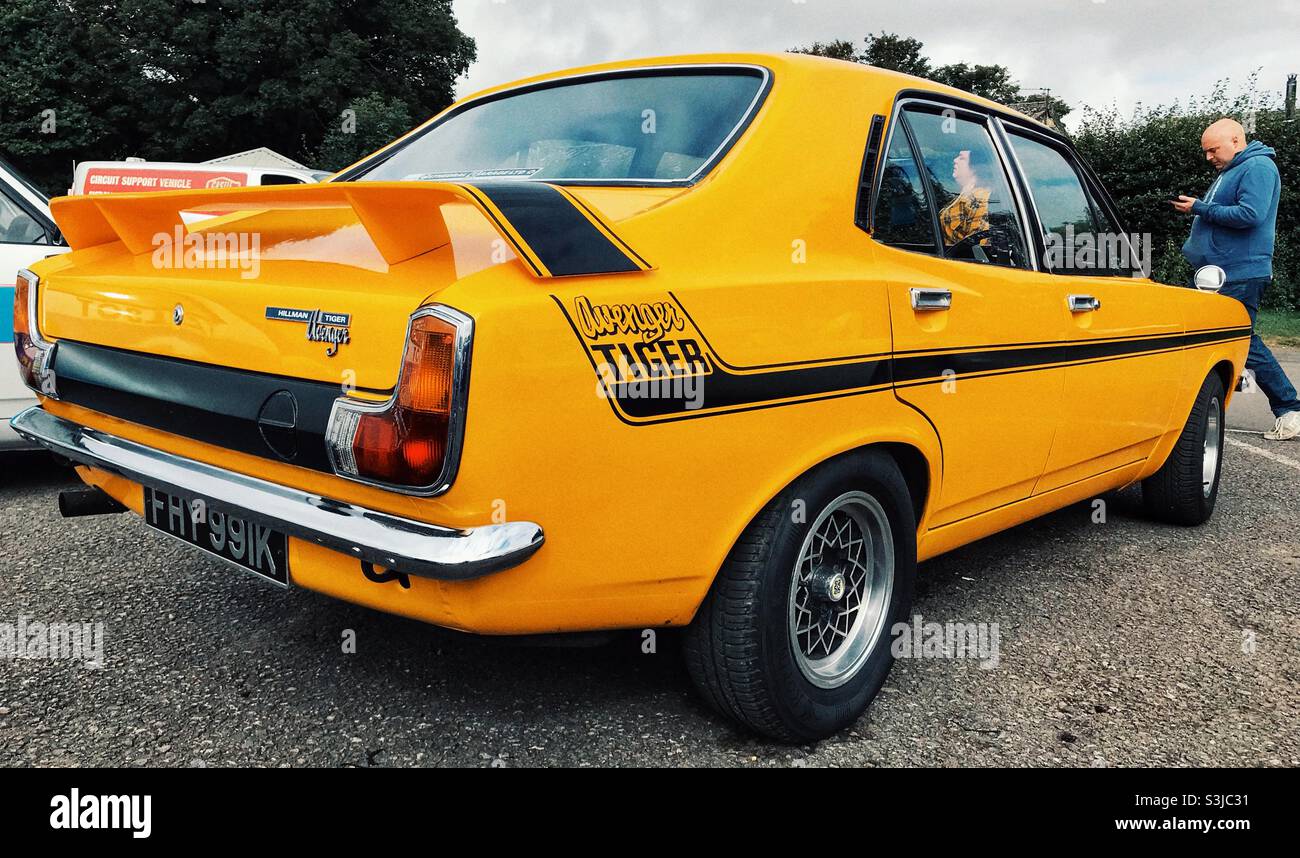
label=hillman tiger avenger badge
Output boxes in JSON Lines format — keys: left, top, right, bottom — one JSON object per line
{"left": 265, "top": 307, "right": 352, "bottom": 356}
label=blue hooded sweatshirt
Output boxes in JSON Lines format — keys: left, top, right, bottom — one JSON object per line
{"left": 1182, "top": 140, "right": 1281, "bottom": 281}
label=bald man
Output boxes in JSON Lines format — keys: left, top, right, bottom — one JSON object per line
{"left": 1175, "top": 118, "right": 1299, "bottom": 441}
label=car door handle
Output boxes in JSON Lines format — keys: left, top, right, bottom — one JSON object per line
{"left": 1067, "top": 294, "right": 1101, "bottom": 312}
{"left": 910, "top": 288, "right": 952, "bottom": 311}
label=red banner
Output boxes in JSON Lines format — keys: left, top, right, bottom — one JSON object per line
{"left": 81, "top": 168, "right": 249, "bottom": 195}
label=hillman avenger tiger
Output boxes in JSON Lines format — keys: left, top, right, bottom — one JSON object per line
{"left": 11, "top": 53, "right": 1251, "bottom": 740}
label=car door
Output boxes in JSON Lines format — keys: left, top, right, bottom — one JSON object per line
{"left": 869, "top": 101, "right": 1065, "bottom": 527}
{"left": 1000, "top": 125, "right": 1182, "bottom": 492}
{"left": 0, "top": 160, "right": 68, "bottom": 442}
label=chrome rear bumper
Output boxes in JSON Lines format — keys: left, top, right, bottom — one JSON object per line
{"left": 10, "top": 407, "right": 543, "bottom": 580}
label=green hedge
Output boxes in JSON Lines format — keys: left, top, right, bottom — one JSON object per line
{"left": 1072, "top": 80, "right": 1300, "bottom": 311}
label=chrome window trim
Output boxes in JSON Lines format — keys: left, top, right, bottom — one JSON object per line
{"left": 337, "top": 63, "right": 774, "bottom": 188}
{"left": 869, "top": 96, "right": 1040, "bottom": 271}
{"left": 325, "top": 304, "right": 473, "bottom": 497}
{"left": 859, "top": 110, "right": 942, "bottom": 254}
{"left": 985, "top": 116, "right": 1041, "bottom": 272}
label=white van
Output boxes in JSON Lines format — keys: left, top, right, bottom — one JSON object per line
{"left": 1, "top": 158, "right": 70, "bottom": 449}
{"left": 71, "top": 161, "right": 329, "bottom": 196}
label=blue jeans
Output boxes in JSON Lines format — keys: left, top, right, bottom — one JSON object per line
{"left": 1219, "top": 277, "right": 1300, "bottom": 418}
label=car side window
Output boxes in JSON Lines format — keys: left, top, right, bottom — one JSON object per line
{"left": 902, "top": 108, "right": 1029, "bottom": 269}
{"left": 0, "top": 186, "right": 48, "bottom": 245}
{"left": 872, "top": 125, "right": 939, "bottom": 254}
{"left": 1007, "top": 131, "right": 1130, "bottom": 276}
{"left": 1080, "top": 180, "right": 1136, "bottom": 275}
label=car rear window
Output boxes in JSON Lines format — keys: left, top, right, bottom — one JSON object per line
{"left": 348, "top": 68, "right": 768, "bottom": 185}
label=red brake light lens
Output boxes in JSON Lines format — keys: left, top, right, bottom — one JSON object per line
{"left": 327, "top": 307, "right": 471, "bottom": 492}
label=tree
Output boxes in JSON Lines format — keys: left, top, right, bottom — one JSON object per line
{"left": 789, "top": 39, "right": 859, "bottom": 63}
{"left": 792, "top": 32, "right": 932, "bottom": 78}
{"left": 0, "top": 0, "right": 476, "bottom": 193}
{"left": 791, "top": 31, "right": 1071, "bottom": 123}
{"left": 0, "top": 0, "right": 142, "bottom": 194}
{"left": 316, "top": 93, "right": 414, "bottom": 171}
{"left": 931, "top": 63, "right": 1021, "bottom": 105}
{"left": 861, "top": 33, "right": 932, "bottom": 79}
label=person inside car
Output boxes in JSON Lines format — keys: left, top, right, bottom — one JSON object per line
{"left": 939, "top": 148, "right": 992, "bottom": 247}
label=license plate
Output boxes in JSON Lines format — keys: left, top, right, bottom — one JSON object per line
{"left": 144, "top": 486, "right": 289, "bottom": 586}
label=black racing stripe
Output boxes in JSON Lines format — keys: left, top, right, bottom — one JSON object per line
{"left": 893, "top": 327, "right": 1250, "bottom": 384}
{"left": 1182, "top": 327, "right": 1254, "bottom": 347}
{"left": 559, "top": 188, "right": 653, "bottom": 270}
{"left": 51, "top": 341, "right": 351, "bottom": 472}
{"left": 470, "top": 181, "right": 642, "bottom": 276}
{"left": 596, "top": 326, "right": 1248, "bottom": 420}
{"left": 456, "top": 183, "right": 543, "bottom": 276}
{"left": 613, "top": 358, "right": 891, "bottom": 419}
{"left": 891, "top": 325, "right": 1250, "bottom": 358}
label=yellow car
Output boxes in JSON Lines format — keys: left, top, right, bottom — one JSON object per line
{"left": 11, "top": 53, "right": 1251, "bottom": 741}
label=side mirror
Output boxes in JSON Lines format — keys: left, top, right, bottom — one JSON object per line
{"left": 1194, "top": 265, "right": 1226, "bottom": 292}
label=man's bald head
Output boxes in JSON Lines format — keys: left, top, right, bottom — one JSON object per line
{"left": 1201, "top": 118, "right": 1248, "bottom": 170}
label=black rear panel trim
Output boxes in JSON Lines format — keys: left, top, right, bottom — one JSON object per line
{"left": 50, "top": 341, "right": 363, "bottom": 473}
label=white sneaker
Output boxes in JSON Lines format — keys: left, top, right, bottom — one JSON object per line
{"left": 1264, "top": 411, "right": 1300, "bottom": 441}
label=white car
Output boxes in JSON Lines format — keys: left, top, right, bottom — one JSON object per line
{"left": 1, "top": 158, "right": 70, "bottom": 449}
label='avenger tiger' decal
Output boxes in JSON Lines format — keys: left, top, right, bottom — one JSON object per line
{"left": 553, "top": 293, "right": 891, "bottom": 425}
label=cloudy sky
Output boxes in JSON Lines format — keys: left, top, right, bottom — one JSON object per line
{"left": 450, "top": 0, "right": 1297, "bottom": 119}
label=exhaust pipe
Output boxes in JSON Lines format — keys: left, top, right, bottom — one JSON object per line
{"left": 58, "top": 487, "right": 128, "bottom": 518}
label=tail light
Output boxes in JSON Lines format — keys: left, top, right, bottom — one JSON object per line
{"left": 13, "top": 268, "right": 58, "bottom": 398}
{"left": 325, "top": 305, "right": 472, "bottom": 494}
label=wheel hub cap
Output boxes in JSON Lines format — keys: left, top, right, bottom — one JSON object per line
{"left": 787, "top": 492, "right": 896, "bottom": 690}
{"left": 1203, "top": 396, "right": 1222, "bottom": 499}
{"left": 810, "top": 568, "right": 847, "bottom": 603}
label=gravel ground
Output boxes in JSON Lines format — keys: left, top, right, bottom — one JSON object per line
{"left": 2, "top": 369, "right": 1298, "bottom": 768}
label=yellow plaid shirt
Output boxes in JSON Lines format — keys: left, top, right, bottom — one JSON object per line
{"left": 939, "top": 187, "right": 991, "bottom": 246}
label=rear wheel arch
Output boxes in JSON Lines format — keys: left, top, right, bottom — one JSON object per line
{"left": 687, "top": 426, "right": 939, "bottom": 626}
{"left": 726, "top": 442, "right": 933, "bottom": 552}
{"left": 704, "top": 440, "right": 932, "bottom": 595}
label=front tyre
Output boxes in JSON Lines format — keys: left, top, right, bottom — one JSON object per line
{"left": 683, "top": 451, "right": 917, "bottom": 742}
{"left": 1142, "top": 371, "right": 1226, "bottom": 526}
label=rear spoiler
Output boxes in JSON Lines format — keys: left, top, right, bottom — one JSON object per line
{"left": 50, "top": 180, "right": 653, "bottom": 278}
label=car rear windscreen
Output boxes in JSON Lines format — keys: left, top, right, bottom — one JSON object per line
{"left": 350, "top": 68, "right": 767, "bottom": 185}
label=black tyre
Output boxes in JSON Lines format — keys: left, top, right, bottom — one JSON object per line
{"left": 683, "top": 451, "right": 917, "bottom": 742}
{"left": 1142, "top": 372, "right": 1226, "bottom": 526}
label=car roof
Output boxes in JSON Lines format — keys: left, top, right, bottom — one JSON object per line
{"left": 458, "top": 51, "right": 1053, "bottom": 133}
